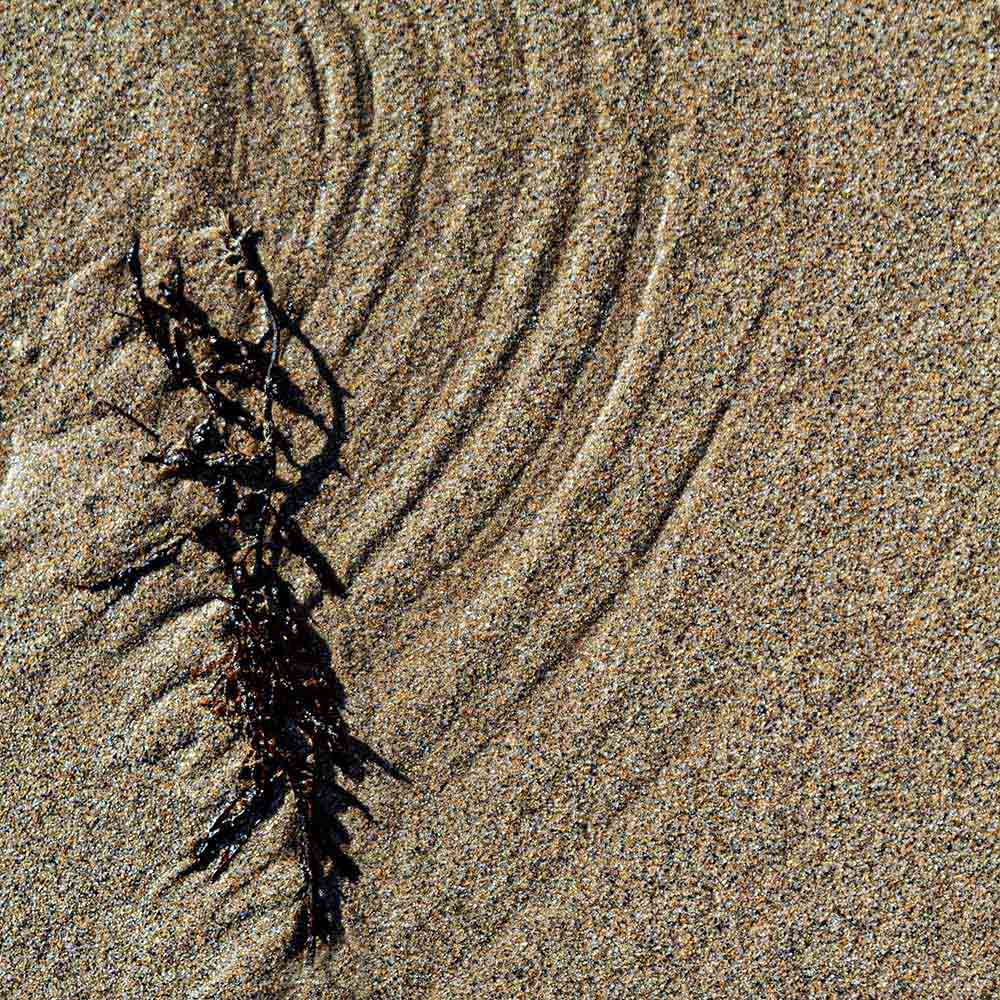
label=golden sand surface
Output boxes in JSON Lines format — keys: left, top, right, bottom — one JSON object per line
{"left": 2, "top": 2, "right": 999, "bottom": 997}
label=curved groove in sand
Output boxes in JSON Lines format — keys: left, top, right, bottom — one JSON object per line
{"left": 302, "top": 5, "right": 375, "bottom": 298}
{"left": 292, "top": 25, "right": 328, "bottom": 151}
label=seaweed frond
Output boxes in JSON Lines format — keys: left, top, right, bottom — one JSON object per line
{"left": 90, "top": 222, "right": 398, "bottom": 960}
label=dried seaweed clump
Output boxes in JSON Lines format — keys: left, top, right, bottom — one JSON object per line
{"left": 103, "top": 215, "right": 374, "bottom": 959}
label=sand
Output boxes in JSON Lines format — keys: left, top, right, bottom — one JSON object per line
{"left": 2, "top": 1, "right": 999, "bottom": 997}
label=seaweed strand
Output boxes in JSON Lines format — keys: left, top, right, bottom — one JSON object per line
{"left": 94, "top": 220, "right": 398, "bottom": 959}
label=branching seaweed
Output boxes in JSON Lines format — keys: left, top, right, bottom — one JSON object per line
{"left": 94, "top": 217, "right": 398, "bottom": 960}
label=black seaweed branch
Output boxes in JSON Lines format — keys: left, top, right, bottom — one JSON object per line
{"left": 96, "top": 218, "right": 400, "bottom": 960}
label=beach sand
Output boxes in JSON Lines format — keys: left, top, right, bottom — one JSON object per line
{"left": 3, "top": 2, "right": 999, "bottom": 997}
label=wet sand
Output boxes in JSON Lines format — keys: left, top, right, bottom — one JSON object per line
{"left": 3, "top": 2, "right": 999, "bottom": 997}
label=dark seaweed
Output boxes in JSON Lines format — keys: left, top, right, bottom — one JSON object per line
{"left": 98, "top": 219, "right": 401, "bottom": 960}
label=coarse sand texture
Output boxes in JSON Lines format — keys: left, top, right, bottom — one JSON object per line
{"left": 2, "top": 3, "right": 999, "bottom": 998}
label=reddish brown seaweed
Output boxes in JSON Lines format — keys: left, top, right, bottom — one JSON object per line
{"left": 93, "top": 219, "right": 392, "bottom": 959}
{"left": 182, "top": 554, "right": 362, "bottom": 957}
